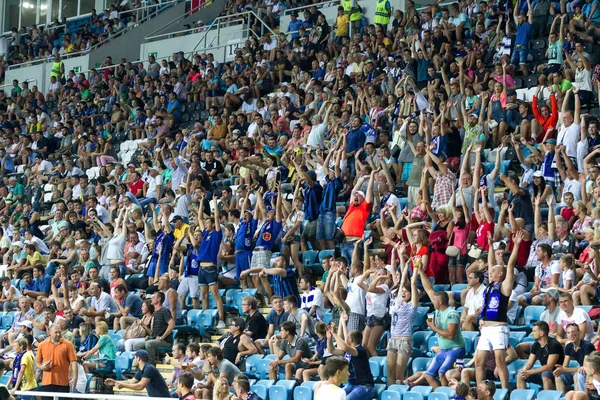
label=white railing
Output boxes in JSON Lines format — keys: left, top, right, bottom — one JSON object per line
{"left": 0, "top": 78, "right": 37, "bottom": 91}
{"left": 6, "top": 0, "right": 180, "bottom": 70}
{"left": 15, "top": 391, "right": 167, "bottom": 400}
{"left": 283, "top": 0, "right": 340, "bottom": 15}
{"left": 415, "top": 0, "right": 453, "bottom": 11}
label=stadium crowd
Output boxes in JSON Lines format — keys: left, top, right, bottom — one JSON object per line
{"left": 2, "top": 0, "right": 600, "bottom": 399}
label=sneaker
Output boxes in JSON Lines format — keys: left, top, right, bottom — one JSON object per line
{"left": 216, "top": 320, "right": 226, "bottom": 329}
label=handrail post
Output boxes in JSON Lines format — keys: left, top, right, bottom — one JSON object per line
{"left": 216, "top": 19, "right": 220, "bottom": 48}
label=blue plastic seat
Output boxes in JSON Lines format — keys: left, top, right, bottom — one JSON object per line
{"left": 435, "top": 387, "right": 456, "bottom": 397}
{"left": 537, "top": 390, "right": 563, "bottom": 400}
{"left": 0, "top": 373, "right": 9, "bottom": 385}
{"left": 293, "top": 386, "right": 312, "bottom": 400}
{"left": 494, "top": 389, "right": 508, "bottom": 400}
{"left": 242, "top": 288, "right": 258, "bottom": 297}
{"left": 510, "top": 389, "right": 535, "bottom": 400}
{"left": 411, "top": 386, "right": 434, "bottom": 397}
{"left": 302, "top": 250, "right": 319, "bottom": 266}
{"left": 404, "top": 393, "right": 425, "bottom": 400}
{"left": 432, "top": 284, "right": 450, "bottom": 292}
{"left": 369, "top": 359, "right": 381, "bottom": 381}
{"left": 427, "top": 336, "right": 439, "bottom": 352}
{"left": 256, "top": 379, "right": 275, "bottom": 390}
{"left": 323, "top": 311, "right": 332, "bottom": 325}
{"left": 245, "top": 354, "right": 264, "bottom": 378}
{"left": 371, "top": 356, "right": 387, "bottom": 382}
{"left": 226, "top": 288, "right": 242, "bottom": 305}
{"left": 462, "top": 331, "right": 480, "bottom": 355}
{"left": 1, "top": 314, "right": 13, "bottom": 329}
{"left": 429, "top": 393, "right": 449, "bottom": 400}
{"left": 255, "top": 360, "right": 272, "bottom": 380}
{"left": 412, "top": 358, "right": 433, "bottom": 374}
{"left": 301, "top": 381, "right": 319, "bottom": 390}
{"left": 381, "top": 390, "right": 402, "bottom": 400}
{"left": 523, "top": 306, "right": 545, "bottom": 325}
{"left": 576, "top": 305, "right": 593, "bottom": 313}
{"left": 413, "top": 331, "right": 433, "bottom": 353}
{"left": 235, "top": 292, "right": 249, "bottom": 316}
{"left": 318, "top": 249, "right": 334, "bottom": 261}
{"left": 251, "top": 385, "right": 267, "bottom": 400}
{"left": 85, "top": 373, "right": 93, "bottom": 393}
{"left": 374, "top": 384, "right": 386, "bottom": 398}
{"left": 276, "top": 380, "right": 296, "bottom": 393}
{"left": 388, "top": 384, "right": 410, "bottom": 394}
{"left": 451, "top": 284, "right": 468, "bottom": 292}
{"left": 114, "top": 353, "right": 133, "bottom": 380}
{"left": 269, "top": 385, "right": 289, "bottom": 400}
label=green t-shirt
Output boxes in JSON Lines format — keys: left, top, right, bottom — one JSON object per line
{"left": 548, "top": 39, "right": 563, "bottom": 65}
{"left": 434, "top": 306, "right": 465, "bottom": 350}
{"left": 553, "top": 79, "right": 572, "bottom": 92}
{"left": 98, "top": 334, "right": 117, "bottom": 360}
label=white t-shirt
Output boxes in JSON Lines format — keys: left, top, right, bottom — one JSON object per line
{"left": 563, "top": 269, "right": 575, "bottom": 288}
{"left": 301, "top": 287, "right": 324, "bottom": 320}
{"left": 315, "top": 382, "right": 347, "bottom": 400}
{"left": 346, "top": 278, "right": 366, "bottom": 316}
{"left": 307, "top": 123, "right": 328, "bottom": 149}
{"left": 556, "top": 307, "right": 594, "bottom": 341}
{"left": 146, "top": 174, "right": 163, "bottom": 199}
{"left": 557, "top": 122, "right": 580, "bottom": 159}
{"left": 366, "top": 283, "right": 389, "bottom": 318}
{"left": 562, "top": 178, "right": 582, "bottom": 203}
{"left": 465, "top": 284, "right": 486, "bottom": 315}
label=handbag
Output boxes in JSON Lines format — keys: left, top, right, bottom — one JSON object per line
{"left": 468, "top": 245, "right": 483, "bottom": 259}
{"left": 445, "top": 246, "right": 460, "bottom": 257}
{"left": 123, "top": 320, "right": 147, "bottom": 340}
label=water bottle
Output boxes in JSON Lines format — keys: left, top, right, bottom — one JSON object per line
{"left": 456, "top": 359, "right": 464, "bottom": 371}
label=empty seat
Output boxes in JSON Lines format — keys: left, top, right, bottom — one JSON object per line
{"left": 536, "top": 390, "right": 563, "bottom": 400}
{"left": 411, "top": 386, "right": 434, "bottom": 397}
{"left": 381, "top": 390, "right": 402, "bottom": 400}
{"left": 510, "top": 389, "right": 535, "bottom": 400}
{"left": 494, "top": 389, "right": 509, "bottom": 400}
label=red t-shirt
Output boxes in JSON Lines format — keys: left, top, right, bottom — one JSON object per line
{"left": 129, "top": 179, "right": 144, "bottom": 198}
{"left": 561, "top": 206, "right": 575, "bottom": 225}
{"left": 341, "top": 201, "right": 372, "bottom": 237}
{"left": 411, "top": 244, "right": 433, "bottom": 277}
{"left": 476, "top": 221, "right": 494, "bottom": 250}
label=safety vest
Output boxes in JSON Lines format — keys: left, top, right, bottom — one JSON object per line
{"left": 374, "top": 0, "right": 390, "bottom": 25}
{"left": 50, "top": 61, "right": 64, "bottom": 78}
{"left": 341, "top": 0, "right": 362, "bottom": 21}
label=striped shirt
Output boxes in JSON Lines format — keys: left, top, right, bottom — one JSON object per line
{"left": 273, "top": 267, "right": 300, "bottom": 304}
{"left": 390, "top": 299, "right": 418, "bottom": 337}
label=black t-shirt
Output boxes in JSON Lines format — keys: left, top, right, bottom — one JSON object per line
{"left": 348, "top": 344, "right": 374, "bottom": 386}
{"left": 445, "top": 127, "right": 462, "bottom": 158}
{"left": 432, "top": 35, "right": 448, "bottom": 55}
{"left": 66, "top": 315, "right": 84, "bottom": 331}
{"left": 245, "top": 310, "right": 269, "bottom": 341}
{"left": 203, "top": 160, "right": 224, "bottom": 176}
{"left": 134, "top": 363, "right": 171, "bottom": 398}
{"left": 565, "top": 340, "right": 595, "bottom": 366}
{"left": 508, "top": 188, "right": 534, "bottom": 227}
{"left": 531, "top": 337, "right": 564, "bottom": 368}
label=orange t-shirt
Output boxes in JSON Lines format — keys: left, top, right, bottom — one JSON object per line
{"left": 341, "top": 201, "right": 372, "bottom": 237}
{"left": 36, "top": 337, "right": 77, "bottom": 386}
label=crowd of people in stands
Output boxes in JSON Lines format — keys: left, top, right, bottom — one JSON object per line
{"left": 1, "top": 0, "right": 600, "bottom": 399}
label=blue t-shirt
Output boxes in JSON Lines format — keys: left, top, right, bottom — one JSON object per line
{"left": 256, "top": 220, "right": 282, "bottom": 249}
{"left": 288, "top": 20, "right": 304, "bottom": 38}
{"left": 303, "top": 183, "right": 323, "bottom": 221}
{"left": 320, "top": 176, "right": 343, "bottom": 213}
{"left": 197, "top": 229, "right": 223, "bottom": 265}
{"left": 235, "top": 218, "right": 258, "bottom": 251}
{"left": 125, "top": 293, "right": 143, "bottom": 318}
{"left": 515, "top": 22, "right": 532, "bottom": 46}
{"left": 346, "top": 128, "right": 366, "bottom": 154}
{"left": 167, "top": 99, "right": 181, "bottom": 119}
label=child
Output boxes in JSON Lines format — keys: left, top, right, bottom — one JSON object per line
{"left": 449, "top": 188, "right": 471, "bottom": 286}
{"left": 453, "top": 382, "right": 470, "bottom": 400}
{"left": 558, "top": 255, "right": 576, "bottom": 291}
{"left": 565, "top": 351, "right": 600, "bottom": 400}
{"left": 560, "top": 192, "right": 576, "bottom": 227}
{"left": 296, "top": 321, "right": 327, "bottom": 382}
{"left": 333, "top": 6, "right": 349, "bottom": 45}
{"left": 177, "top": 372, "right": 196, "bottom": 400}
{"left": 9, "top": 337, "right": 36, "bottom": 398}
{"left": 0, "top": 277, "right": 22, "bottom": 311}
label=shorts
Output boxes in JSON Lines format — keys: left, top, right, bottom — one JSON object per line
{"left": 198, "top": 266, "right": 218, "bottom": 286}
{"left": 476, "top": 325, "right": 509, "bottom": 351}
{"left": 519, "top": 292, "right": 544, "bottom": 304}
{"left": 425, "top": 347, "right": 466, "bottom": 377}
{"left": 510, "top": 45, "right": 528, "bottom": 65}
{"left": 282, "top": 234, "right": 301, "bottom": 245}
{"left": 543, "top": 64, "right": 561, "bottom": 76}
{"left": 301, "top": 220, "right": 318, "bottom": 240}
{"left": 177, "top": 275, "right": 200, "bottom": 298}
{"left": 235, "top": 250, "right": 252, "bottom": 280}
{"left": 387, "top": 337, "right": 413, "bottom": 355}
{"left": 348, "top": 312, "right": 366, "bottom": 332}
{"left": 366, "top": 315, "right": 385, "bottom": 327}
{"left": 316, "top": 212, "right": 336, "bottom": 241}
{"left": 448, "top": 254, "right": 468, "bottom": 267}
{"left": 527, "top": 370, "right": 555, "bottom": 385}
{"left": 251, "top": 248, "right": 272, "bottom": 269}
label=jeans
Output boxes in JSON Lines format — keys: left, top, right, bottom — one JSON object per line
{"left": 340, "top": 241, "right": 362, "bottom": 266}
{"left": 138, "top": 197, "right": 157, "bottom": 208}
{"left": 133, "top": 338, "right": 171, "bottom": 363}
{"left": 344, "top": 383, "right": 374, "bottom": 400}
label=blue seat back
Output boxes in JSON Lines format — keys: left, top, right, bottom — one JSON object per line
{"left": 429, "top": 393, "right": 449, "bottom": 400}
{"left": 494, "top": 389, "right": 508, "bottom": 400}
{"left": 523, "top": 306, "right": 545, "bottom": 325}
{"left": 413, "top": 331, "right": 433, "bottom": 351}
{"left": 412, "top": 357, "right": 433, "bottom": 374}
{"left": 404, "top": 393, "right": 425, "bottom": 400}
{"left": 435, "top": 387, "right": 456, "bottom": 397}
{"left": 293, "top": 386, "right": 312, "bottom": 400}
{"left": 537, "top": 391, "right": 563, "bottom": 400}
{"left": 268, "top": 385, "right": 288, "bottom": 400}
{"left": 251, "top": 385, "right": 267, "bottom": 399}
{"left": 388, "top": 384, "right": 410, "bottom": 394}
{"left": 381, "top": 390, "right": 402, "bottom": 400}
{"left": 411, "top": 386, "right": 433, "bottom": 397}
{"left": 510, "top": 389, "right": 535, "bottom": 400}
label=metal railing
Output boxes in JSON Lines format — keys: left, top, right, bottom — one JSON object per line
{"left": 6, "top": 0, "right": 181, "bottom": 70}
{"left": 15, "top": 391, "right": 169, "bottom": 400}
{"left": 144, "top": 0, "right": 214, "bottom": 39}
{"left": 283, "top": 0, "right": 340, "bottom": 15}
{"left": 415, "top": 0, "right": 453, "bottom": 12}
{"left": 0, "top": 78, "right": 37, "bottom": 92}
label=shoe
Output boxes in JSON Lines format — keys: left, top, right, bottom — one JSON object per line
{"left": 216, "top": 320, "right": 226, "bottom": 329}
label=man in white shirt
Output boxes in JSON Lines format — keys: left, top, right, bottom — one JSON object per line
{"left": 141, "top": 167, "right": 163, "bottom": 206}
{"left": 300, "top": 275, "right": 324, "bottom": 321}
{"left": 315, "top": 356, "right": 349, "bottom": 400}
{"left": 555, "top": 292, "right": 594, "bottom": 343}
{"left": 460, "top": 270, "right": 487, "bottom": 331}
{"left": 307, "top": 114, "right": 327, "bottom": 149}
{"left": 556, "top": 88, "right": 581, "bottom": 161}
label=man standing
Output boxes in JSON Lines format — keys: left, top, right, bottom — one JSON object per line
{"left": 517, "top": 321, "right": 564, "bottom": 390}
{"left": 300, "top": 274, "right": 325, "bottom": 321}
{"left": 315, "top": 357, "right": 350, "bottom": 400}
{"left": 105, "top": 349, "right": 171, "bottom": 398}
{"left": 340, "top": 170, "right": 375, "bottom": 263}
{"left": 35, "top": 324, "right": 78, "bottom": 393}
{"left": 475, "top": 232, "right": 521, "bottom": 388}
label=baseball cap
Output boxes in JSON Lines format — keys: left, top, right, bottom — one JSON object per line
{"left": 128, "top": 163, "right": 136, "bottom": 168}
{"left": 354, "top": 190, "right": 366, "bottom": 198}
{"left": 135, "top": 349, "right": 149, "bottom": 361}
{"left": 541, "top": 288, "right": 560, "bottom": 301}
{"left": 17, "top": 320, "right": 33, "bottom": 329}
{"left": 533, "top": 171, "right": 544, "bottom": 178}
{"left": 544, "top": 138, "right": 557, "bottom": 145}
{"left": 13, "top": 241, "right": 23, "bottom": 248}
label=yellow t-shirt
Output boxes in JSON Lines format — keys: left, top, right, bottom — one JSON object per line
{"left": 27, "top": 252, "right": 47, "bottom": 266}
{"left": 174, "top": 224, "right": 190, "bottom": 240}
{"left": 20, "top": 351, "right": 38, "bottom": 391}
{"left": 336, "top": 14, "right": 349, "bottom": 36}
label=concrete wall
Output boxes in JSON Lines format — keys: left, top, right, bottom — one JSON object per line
{"left": 146, "top": 0, "right": 229, "bottom": 38}
{"left": 4, "top": 53, "right": 90, "bottom": 94}
{"left": 140, "top": 23, "right": 246, "bottom": 63}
